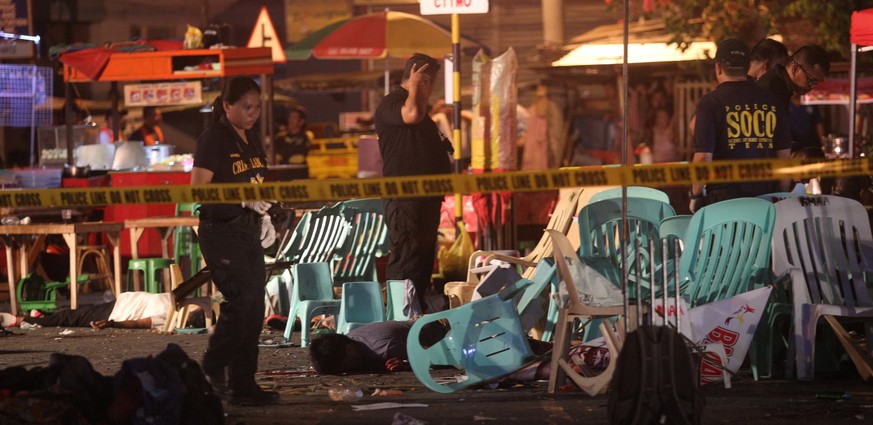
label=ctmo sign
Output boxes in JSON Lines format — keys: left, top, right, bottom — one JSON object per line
{"left": 420, "top": 0, "right": 489, "bottom": 15}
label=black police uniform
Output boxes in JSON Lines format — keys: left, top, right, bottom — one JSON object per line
{"left": 375, "top": 87, "right": 451, "bottom": 310}
{"left": 193, "top": 115, "right": 268, "bottom": 395}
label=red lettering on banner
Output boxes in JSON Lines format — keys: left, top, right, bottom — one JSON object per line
{"left": 699, "top": 352, "right": 725, "bottom": 384}
{"left": 702, "top": 326, "right": 739, "bottom": 356}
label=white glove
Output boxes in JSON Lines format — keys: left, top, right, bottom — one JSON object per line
{"left": 260, "top": 215, "right": 277, "bottom": 248}
{"left": 242, "top": 200, "right": 272, "bottom": 215}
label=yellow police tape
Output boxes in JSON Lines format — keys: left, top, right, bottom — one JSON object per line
{"left": 0, "top": 158, "right": 870, "bottom": 209}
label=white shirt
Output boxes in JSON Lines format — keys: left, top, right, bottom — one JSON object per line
{"left": 108, "top": 292, "right": 172, "bottom": 329}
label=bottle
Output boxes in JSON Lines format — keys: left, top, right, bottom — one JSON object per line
{"left": 639, "top": 144, "right": 653, "bottom": 165}
{"left": 1, "top": 216, "right": 20, "bottom": 225}
{"left": 328, "top": 383, "right": 363, "bottom": 401}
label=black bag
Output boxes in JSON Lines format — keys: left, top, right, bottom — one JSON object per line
{"left": 608, "top": 324, "right": 704, "bottom": 425}
{"left": 608, "top": 229, "right": 704, "bottom": 425}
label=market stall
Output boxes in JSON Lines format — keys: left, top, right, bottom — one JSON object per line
{"left": 849, "top": 8, "right": 873, "bottom": 157}
{"left": 59, "top": 45, "right": 275, "bottom": 257}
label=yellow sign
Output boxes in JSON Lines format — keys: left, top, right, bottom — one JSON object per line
{"left": 0, "top": 158, "right": 869, "bottom": 209}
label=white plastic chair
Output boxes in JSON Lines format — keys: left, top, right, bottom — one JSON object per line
{"left": 772, "top": 195, "right": 873, "bottom": 380}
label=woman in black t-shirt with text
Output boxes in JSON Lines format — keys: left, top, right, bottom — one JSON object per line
{"left": 191, "top": 76, "right": 278, "bottom": 406}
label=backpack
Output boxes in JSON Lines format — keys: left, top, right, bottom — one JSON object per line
{"left": 608, "top": 324, "right": 704, "bottom": 425}
{"left": 111, "top": 355, "right": 185, "bottom": 425}
{"left": 156, "top": 343, "right": 224, "bottom": 425}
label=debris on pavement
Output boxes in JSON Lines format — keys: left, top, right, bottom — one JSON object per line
{"left": 351, "top": 402, "right": 428, "bottom": 411}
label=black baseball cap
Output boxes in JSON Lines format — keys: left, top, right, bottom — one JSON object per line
{"left": 714, "top": 38, "right": 750, "bottom": 70}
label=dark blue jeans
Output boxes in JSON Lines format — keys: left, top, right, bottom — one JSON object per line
{"left": 198, "top": 212, "right": 265, "bottom": 392}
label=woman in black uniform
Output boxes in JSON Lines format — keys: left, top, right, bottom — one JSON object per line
{"left": 191, "top": 76, "right": 278, "bottom": 405}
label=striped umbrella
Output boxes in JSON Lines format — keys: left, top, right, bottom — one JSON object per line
{"left": 285, "top": 11, "right": 455, "bottom": 61}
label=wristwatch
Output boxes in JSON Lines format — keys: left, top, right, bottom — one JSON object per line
{"left": 688, "top": 190, "right": 706, "bottom": 200}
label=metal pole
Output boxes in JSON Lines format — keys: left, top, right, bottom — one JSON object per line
{"left": 620, "top": 0, "right": 630, "bottom": 331}
{"left": 849, "top": 43, "right": 858, "bottom": 157}
{"left": 29, "top": 65, "right": 36, "bottom": 167}
{"left": 452, "top": 14, "right": 463, "bottom": 223}
{"left": 65, "top": 82, "right": 74, "bottom": 167}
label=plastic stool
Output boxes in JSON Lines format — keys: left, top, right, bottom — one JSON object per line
{"left": 76, "top": 245, "right": 113, "bottom": 294}
{"left": 127, "top": 258, "right": 174, "bottom": 293}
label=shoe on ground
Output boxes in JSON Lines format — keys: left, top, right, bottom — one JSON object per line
{"left": 19, "top": 322, "right": 40, "bottom": 330}
{"left": 230, "top": 387, "right": 280, "bottom": 406}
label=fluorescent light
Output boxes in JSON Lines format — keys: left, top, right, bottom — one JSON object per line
{"left": 553, "top": 41, "right": 716, "bottom": 67}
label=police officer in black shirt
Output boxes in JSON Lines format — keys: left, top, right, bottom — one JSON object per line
{"left": 375, "top": 53, "right": 452, "bottom": 311}
{"left": 191, "top": 76, "right": 278, "bottom": 405}
{"left": 690, "top": 39, "right": 792, "bottom": 212}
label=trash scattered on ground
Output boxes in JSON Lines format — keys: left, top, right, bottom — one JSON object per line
{"left": 473, "top": 415, "right": 497, "bottom": 421}
{"left": 372, "top": 389, "right": 403, "bottom": 396}
{"left": 59, "top": 329, "right": 75, "bottom": 336}
{"left": 19, "top": 322, "right": 40, "bottom": 330}
{"left": 328, "top": 384, "right": 364, "bottom": 401}
{"left": 351, "top": 402, "right": 428, "bottom": 411}
{"left": 391, "top": 412, "right": 428, "bottom": 425}
{"left": 816, "top": 391, "right": 852, "bottom": 400}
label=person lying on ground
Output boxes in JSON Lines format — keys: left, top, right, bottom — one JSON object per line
{"left": 1, "top": 291, "right": 204, "bottom": 331}
{"left": 309, "top": 318, "right": 448, "bottom": 375}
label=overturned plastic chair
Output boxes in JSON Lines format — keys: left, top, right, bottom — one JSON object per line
{"left": 407, "top": 280, "right": 540, "bottom": 393}
{"left": 282, "top": 262, "right": 341, "bottom": 347}
{"left": 336, "top": 281, "right": 385, "bottom": 334}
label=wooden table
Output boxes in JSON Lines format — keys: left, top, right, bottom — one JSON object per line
{"left": 123, "top": 216, "right": 199, "bottom": 292}
{"left": 0, "top": 222, "right": 123, "bottom": 313}
{"left": 124, "top": 216, "right": 199, "bottom": 260}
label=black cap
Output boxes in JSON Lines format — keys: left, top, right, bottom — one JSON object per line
{"left": 714, "top": 38, "right": 750, "bottom": 70}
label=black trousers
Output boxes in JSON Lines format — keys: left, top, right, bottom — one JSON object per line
{"left": 24, "top": 301, "right": 115, "bottom": 328}
{"left": 198, "top": 213, "right": 266, "bottom": 392}
{"left": 706, "top": 182, "right": 777, "bottom": 204}
{"left": 384, "top": 197, "right": 442, "bottom": 310}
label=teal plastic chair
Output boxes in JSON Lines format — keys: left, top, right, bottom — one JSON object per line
{"left": 676, "top": 198, "right": 776, "bottom": 308}
{"left": 385, "top": 279, "right": 409, "bottom": 321}
{"left": 406, "top": 280, "right": 539, "bottom": 393}
{"left": 127, "top": 258, "right": 174, "bottom": 293}
{"left": 336, "top": 281, "right": 385, "bottom": 334}
{"left": 514, "top": 259, "right": 559, "bottom": 342}
{"left": 577, "top": 197, "right": 675, "bottom": 298}
{"left": 282, "top": 262, "right": 340, "bottom": 347}
{"left": 173, "top": 203, "right": 202, "bottom": 281}
{"left": 659, "top": 214, "right": 692, "bottom": 262}
{"left": 333, "top": 199, "right": 388, "bottom": 285}
{"left": 588, "top": 186, "right": 670, "bottom": 204}
{"left": 17, "top": 273, "right": 88, "bottom": 314}
{"left": 278, "top": 204, "right": 350, "bottom": 266}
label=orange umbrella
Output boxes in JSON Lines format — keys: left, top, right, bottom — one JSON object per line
{"left": 285, "top": 10, "right": 457, "bottom": 60}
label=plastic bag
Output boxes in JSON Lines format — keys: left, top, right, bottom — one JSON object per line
{"left": 438, "top": 221, "right": 474, "bottom": 281}
{"left": 553, "top": 257, "right": 623, "bottom": 308}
